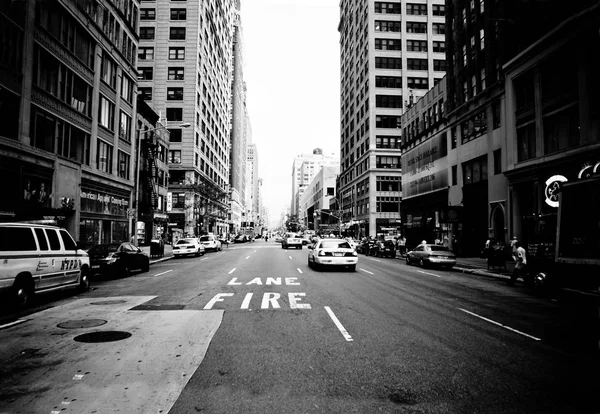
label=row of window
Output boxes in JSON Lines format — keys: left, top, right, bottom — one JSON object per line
{"left": 374, "top": 40, "right": 446, "bottom": 53}
{"left": 375, "top": 21, "right": 445, "bottom": 35}
{"left": 374, "top": 3, "right": 445, "bottom": 16}
{"left": 140, "top": 27, "right": 187, "bottom": 40}
{"left": 139, "top": 46, "right": 185, "bottom": 60}
{"left": 138, "top": 67, "right": 184, "bottom": 81}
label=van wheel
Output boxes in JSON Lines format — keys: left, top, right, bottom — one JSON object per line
{"left": 13, "top": 277, "right": 34, "bottom": 307}
{"left": 78, "top": 267, "right": 91, "bottom": 292}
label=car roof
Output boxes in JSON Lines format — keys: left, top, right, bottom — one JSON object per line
{"left": 0, "top": 222, "right": 62, "bottom": 229}
{"left": 317, "top": 238, "right": 347, "bottom": 244}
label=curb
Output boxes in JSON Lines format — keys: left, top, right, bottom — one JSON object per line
{"left": 149, "top": 256, "right": 175, "bottom": 265}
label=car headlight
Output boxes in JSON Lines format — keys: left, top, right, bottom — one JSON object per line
{"left": 351, "top": 251, "right": 358, "bottom": 257}
{"left": 318, "top": 250, "right": 326, "bottom": 257}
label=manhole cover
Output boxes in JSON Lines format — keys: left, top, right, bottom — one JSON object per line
{"left": 58, "top": 319, "right": 107, "bottom": 329}
{"left": 90, "top": 300, "right": 128, "bottom": 305}
{"left": 73, "top": 331, "right": 132, "bottom": 343}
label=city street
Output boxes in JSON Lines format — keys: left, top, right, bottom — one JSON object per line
{"left": 1, "top": 240, "right": 598, "bottom": 413}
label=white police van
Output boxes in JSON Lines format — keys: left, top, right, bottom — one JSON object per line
{"left": 0, "top": 223, "right": 90, "bottom": 306}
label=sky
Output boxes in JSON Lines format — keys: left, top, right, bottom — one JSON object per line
{"left": 240, "top": 0, "right": 341, "bottom": 226}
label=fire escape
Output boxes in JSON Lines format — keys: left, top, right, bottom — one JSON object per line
{"left": 139, "top": 132, "right": 159, "bottom": 218}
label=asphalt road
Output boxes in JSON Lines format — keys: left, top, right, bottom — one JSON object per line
{"left": 1, "top": 240, "right": 599, "bottom": 413}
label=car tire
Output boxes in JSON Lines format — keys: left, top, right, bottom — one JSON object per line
{"left": 308, "top": 257, "right": 312, "bottom": 268}
{"left": 142, "top": 260, "right": 150, "bottom": 272}
{"left": 419, "top": 259, "right": 426, "bottom": 268}
{"left": 121, "top": 265, "right": 131, "bottom": 278}
{"left": 78, "top": 268, "right": 91, "bottom": 292}
{"left": 349, "top": 264, "right": 356, "bottom": 272}
{"left": 12, "top": 276, "right": 34, "bottom": 308}
{"left": 196, "top": 250, "right": 201, "bottom": 257}
{"left": 406, "top": 256, "right": 411, "bottom": 265}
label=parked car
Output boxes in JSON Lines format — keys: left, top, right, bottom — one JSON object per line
{"left": 274, "top": 235, "right": 283, "bottom": 243}
{"left": 234, "top": 234, "right": 249, "bottom": 243}
{"left": 0, "top": 223, "right": 90, "bottom": 307}
{"left": 173, "top": 238, "right": 205, "bottom": 257}
{"left": 307, "top": 238, "right": 357, "bottom": 271}
{"left": 406, "top": 244, "right": 456, "bottom": 269}
{"left": 374, "top": 240, "right": 396, "bottom": 258}
{"left": 89, "top": 242, "right": 149, "bottom": 278}
{"left": 199, "top": 234, "right": 222, "bottom": 251}
{"left": 282, "top": 233, "right": 303, "bottom": 249}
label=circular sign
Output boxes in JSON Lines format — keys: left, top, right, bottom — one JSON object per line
{"left": 544, "top": 175, "right": 568, "bottom": 208}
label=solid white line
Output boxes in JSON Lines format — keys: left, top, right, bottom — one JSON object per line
{"left": 228, "top": 268, "right": 236, "bottom": 274}
{"left": 154, "top": 269, "right": 173, "bottom": 277}
{"left": 368, "top": 258, "right": 382, "bottom": 262}
{"left": 246, "top": 256, "right": 250, "bottom": 260}
{"left": 200, "top": 257, "right": 208, "bottom": 260}
{"left": 360, "top": 268, "right": 374, "bottom": 275}
{"left": 0, "top": 319, "right": 29, "bottom": 330}
{"left": 458, "top": 308, "right": 541, "bottom": 341}
{"left": 288, "top": 256, "right": 292, "bottom": 260}
{"left": 418, "top": 270, "right": 441, "bottom": 278}
{"left": 324, "top": 306, "right": 353, "bottom": 342}
{"left": 297, "top": 268, "right": 303, "bottom": 274}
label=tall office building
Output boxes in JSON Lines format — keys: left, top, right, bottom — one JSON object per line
{"left": 0, "top": 0, "right": 140, "bottom": 245}
{"left": 290, "top": 148, "right": 338, "bottom": 217}
{"left": 338, "top": 0, "right": 446, "bottom": 237}
{"left": 137, "top": 0, "right": 236, "bottom": 238}
{"left": 245, "top": 143, "right": 259, "bottom": 227}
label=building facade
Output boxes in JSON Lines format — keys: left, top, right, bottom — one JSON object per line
{"left": 244, "top": 143, "right": 259, "bottom": 230}
{"left": 338, "top": 0, "right": 446, "bottom": 238}
{"left": 137, "top": 0, "right": 236, "bottom": 238}
{"left": 0, "top": 0, "right": 140, "bottom": 247}
{"left": 290, "top": 148, "right": 338, "bottom": 217}
{"left": 299, "top": 165, "right": 341, "bottom": 233}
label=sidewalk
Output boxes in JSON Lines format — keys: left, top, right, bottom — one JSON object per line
{"left": 140, "top": 244, "right": 174, "bottom": 264}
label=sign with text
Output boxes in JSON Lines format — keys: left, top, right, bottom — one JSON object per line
{"left": 402, "top": 134, "right": 448, "bottom": 199}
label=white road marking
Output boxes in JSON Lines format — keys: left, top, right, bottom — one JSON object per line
{"left": 360, "top": 268, "right": 374, "bottom": 275}
{"left": 228, "top": 268, "right": 236, "bottom": 274}
{"left": 324, "top": 306, "right": 353, "bottom": 342}
{"left": 458, "top": 308, "right": 541, "bottom": 341}
{"left": 153, "top": 269, "right": 173, "bottom": 277}
{"left": 297, "top": 268, "right": 303, "bottom": 274}
{"left": 368, "top": 258, "right": 382, "bottom": 262}
{"left": 0, "top": 319, "right": 29, "bottom": 330}
{"left": 418, "top": 270, "right": 441, "bottom": 278}
{"left": 241, "top": 293, "right": 253, "bottom": 309}
{"left": 254, "top": 250, "right": 257, "bottom": 253}
{"left": 246, "top": 256, "right": 250, "bottom": 260}
{"left": 73, "top": 374, "right": 85, "bottom": 380}
{"left": 288, "top": 256, "right": 292, "bottom": 260}
{"left": 200, "top": 257, "right": 208, "bottom": 260}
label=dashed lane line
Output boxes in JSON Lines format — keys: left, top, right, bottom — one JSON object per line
{"left": 297, "top": 268, "right": 303, "bottom": 274}
{"left": 418, "top": 270, "right": 442, "bottom": 278}
{"left": 228, "top": 268, "right": 236, "bottom": 274}
{"left": 0, "top": 319, "right": 29, "bottom": 330}
{"left": 246, "top": 256, "right": 250, "bottom": 260}
{"left": 368, "top": 258, "right": 382, "bottom": 262}
{"left": 360, "top": 268, "right": 374, "bottom": 275}
{"left": 325, "top": 306, "right": 353, "bottom": 342}
{"left": 153, "top": 269, "right": 173, "bottom": 277}
{"left": 288, "top": 256, "right": 292, "bottom": 260}
{"left": 458, "top": 308, "right": 541, "bottom": 341}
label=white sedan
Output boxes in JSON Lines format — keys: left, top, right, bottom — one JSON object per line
{"left": 199, "top": 234, "right": 222, "bottom": 252}
{"left": 307, "top": 238, "right": 358, "bottom": 272}
{"left": 173, "top": 238, "right": 205, "bottom": 257}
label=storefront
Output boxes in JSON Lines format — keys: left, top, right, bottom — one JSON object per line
{"left": 79, "top": 179, "right": 130, "bottom": 250}
{"left": 376, "top": 218, "right": 402, "bottom": 238}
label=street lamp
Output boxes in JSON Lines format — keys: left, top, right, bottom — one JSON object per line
{"left": 132, "top": 121, "right": 190, "bottom": 246}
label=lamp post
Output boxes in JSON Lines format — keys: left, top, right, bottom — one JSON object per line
{"left": 132, "top": 121, "right": 190, "bottom": 246}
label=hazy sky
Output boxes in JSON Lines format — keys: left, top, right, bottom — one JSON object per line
{"left": 241, "top": 0, "right": 340, "bottom": 225}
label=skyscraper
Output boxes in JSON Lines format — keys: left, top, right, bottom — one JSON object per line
{"left": 338, "top": 0, "right": 445, "bottom": 237}
{"left": 137, "top": 0, "right": 237, "bottom": 237}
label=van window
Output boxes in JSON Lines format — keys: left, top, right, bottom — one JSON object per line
{"left": 45, "top": 229, "right": 62, "bottom": 251}
{"left": 59, "top": 230, "right": 77, "bottom": 250}
{"left": 0, "top": 227, "right": 37, "bottom": 251}
{"left": 34, "top": 228, "right": 49, "bottom": 250}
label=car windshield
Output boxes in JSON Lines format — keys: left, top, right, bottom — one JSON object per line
{"left": 199, "top": 236, "right": 213, "bottom": 242}
{"left": 287, "top": 234, "right": 299, "bottom": 238}
{"left": 320, "top": 241, "right": 351, "bottom": 249}
{"left": 88, "top": 244, "right": 119, "bottom": 254}
{"left": 429, "top": 246, "right": 451, "bottom": 252}
{"left": 177, "top": 239, "right": 196, "bottom": 245}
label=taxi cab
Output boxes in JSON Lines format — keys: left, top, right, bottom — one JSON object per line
{"left": 0, "top": 223, "right": 90, "bottom": 307}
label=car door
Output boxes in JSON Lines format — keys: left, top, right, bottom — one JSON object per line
{"left": 120, "top": 243, "right": 137, "bottom": 270}
{"left": 59, "top": 229, "right": 81, "bottom": 284}
{"left": 41, "top": 228, "right": 66, "bottom": 288}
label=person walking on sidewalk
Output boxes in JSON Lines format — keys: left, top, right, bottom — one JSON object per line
{"left": 508, "top": 241, "right": 527, "bottom": 285}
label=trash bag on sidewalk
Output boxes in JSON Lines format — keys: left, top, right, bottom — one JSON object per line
{"left": 150, "top": 239, "right": 164, "bottom": 258}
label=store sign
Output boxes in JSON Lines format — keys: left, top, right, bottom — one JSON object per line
{"left": 544, "top": 175, "right": 568, "bottom": 208}
{"left": 402, "top": 134, "right": 448, "bottom": 199}
{"left": 166, "top": 192, "right": 172, "bottom": 212}
{"left": 80, "top": 191, "right": 129, "bottom": 206}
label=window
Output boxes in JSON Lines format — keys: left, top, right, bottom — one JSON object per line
{"left": 433, "top": 59, "right": 446, "bottom": 71}
{"left": 407, "top": 58, "right": 428, "bottom": 71}
{"left": 119, "top": 111, "right": 131, "bottom": 141}
{"left": 98, "top": 95, "right": 115, "bottom": 130}
{"left": 376, "top": 135, "right": 399, "bottom": 149}
{"left": 406, "top": 22, "right": 427, "bottom": 33}
{"left": 406, "top": 40, "right": 427, "bottom": 52}
{"left": 138, "top": 47, "right": 154, "bottom": 60}
{"left": 376, "top": 115, "right": 401, "bottom": 129}
{"left": 480, "top": 0, "right": 485, "bottom": 14}
{"left": 432, "top": 41, "right": 445, "bottom": 53}
{"left": 167, "top": 87, "right": 183, "bottom": 100}
{"left": 170, "top": 8, "right": 186, "bottom": 20}
{"left": 169, "top": 47, "right": 185, "bottom": 60}
{"left": 168, "top": 67, "right": 185, "bottom": 80}
{"left": 375, "top": 20, "right": 401, "bottom": 32}
{"left": 451, "top": 127, "right": 457, "bottom": 149}
{"left": 139, "top": 87, "right": 152, "bottom": 100}
{"left": 139, "top": 67, "right": 153, "bottom": 80}
{"left": 375, "top": 38, "right": 401, "bottom": 50}
{"left": 481, "top": 68, "right": 486, "bottom": 90}
{"left": 169, "top": 27, "right": 186, "bottom": 40}
{"left": 169, "top": 129, "right": 182, "bottom": 142}
{"left": 461, "top": 110, "right": 487, "bottom": 143}
{"left": 375, "top": 57, "right": 401, "bottom": 69}
{"left": 451, "top": 165, "right": 458, "bottom": 185}
{"left": 432, "top": 4, "right": 445, "bottom": 15}
{"left": 140, "top": 8, "right": 155, "bottom": 20}
{"left": 166, "top": 108, "right": 183, "bottom": 121}
{"left": 543, "top": 105, "right": 580, "bottom": 155}
{"left": 472, "top": 75, "right": 477, "bottom": 96}
{"left": 492, "top": 99, "right": 500, "bottom": 129}
{"left": 97, "top": 140, "right": 113, "bottom": 173}
{"left": 118, "top": 151, "right": 130, "bottom": 179}
{"left": 375, "top": 156, "right": 400, "bottom": 168}
{"left": 120, "top": 74, "right": 133, "bottom": 103}
{"left": 406, "top": 3, "right": 427, "bottom": 15}
{"left": 462, "top": 45, "right": 467, "bottom": 66}
{"left": 139, "top": 27, "right": 155, "bottom": 39}
{"left": 101, "top": 52, "right": 117, "bottom": 88}
{"left": 407, "top": 77, "right": 428, "bottom": 89}
{"left": 493, "top": 149, "right": 501, "bottom": 175}
{"left": 376, "top": 95, "right": 402, "bottom": 108}
{"left": 480, "top": 29, "right": 485, "bottom": 50}
{"left": 462, "top": 156, "right": 487, "bottom": 185}
{"left": 432, "top": 23, "right": 445, "bottom": 35}
{"left": 374, "top": 2, "right": 401, "bottom": 14}
{"left": 375, "top": 76, "right": 402, "bottom": 88}
{"left": 169, "top": 150, "right": 181, "bottom": 163}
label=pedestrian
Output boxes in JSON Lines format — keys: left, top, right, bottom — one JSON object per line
{"left": 398, "top": 235, "right": 406, "bottom": 257}
{"left": 265, "top": 235, "right": 268, "bottom": 242}
{"left": 508, "top": 241, "right": 527, "bottom": 285}
{"left": 510, "top": 236, "right": 518, "bottom": 262}
{"left": 421, "top": 239, "right": 427, "bottom": 245}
